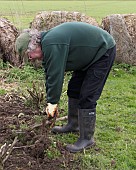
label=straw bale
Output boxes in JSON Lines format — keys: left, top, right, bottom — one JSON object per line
{"left": 102, "top": 14, "right": 136, "bottom": 65}
{"left": 0, "top": 18, "right": 20, "bottom": 66}
{"left": 30, "top": 11, "right": 99, "bottom": 31}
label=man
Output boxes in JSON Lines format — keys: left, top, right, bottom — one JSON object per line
{"left": 15, "top": 22, "right": 116, "bottom": 153}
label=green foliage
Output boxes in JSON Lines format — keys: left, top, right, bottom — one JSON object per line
{"left": 20, "top": 123, "right": 28, "bottom": 130}
{"left": 112, "top": 63, "right": 136, "bottom": 76}
{"left": 0, "top": 60, "right": 6, "bottom": 69}
{"left": 33, "top": 115, "right": 44, "bottom": 124}
{"left": 0, "top": 89, "right": 6, "bottom": 95}
{"left": 46, "top": 147, "right": 61, "bottom": 159}
{"left": 45, "top": 140, "right": 61, "bottom": 159}
{"left": 0, "top": 64, "right": 44, "bottom": 83}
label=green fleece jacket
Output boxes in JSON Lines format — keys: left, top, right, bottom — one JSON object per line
{"left": 41, "top": 22, "right": 116, "bottom": 104}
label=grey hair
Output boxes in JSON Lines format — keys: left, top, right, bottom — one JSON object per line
{"left": 22, "top": 29, "right": 41, "bottom": 52}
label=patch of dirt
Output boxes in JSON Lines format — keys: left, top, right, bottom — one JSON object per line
{"left": 0, "top": 93, "right": 80, "bottom": 170}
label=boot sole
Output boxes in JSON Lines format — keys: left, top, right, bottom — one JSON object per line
{"left": 52, "top": 130, "right": 79, "bottom": 134}
{"left": 66, "top": 142, "right": 96, "bottom": 153}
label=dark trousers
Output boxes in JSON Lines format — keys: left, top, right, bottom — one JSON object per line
{"left": 67, "top": 46, "right": 116, "bottom": 109}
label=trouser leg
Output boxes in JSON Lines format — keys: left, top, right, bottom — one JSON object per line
{"left": 79, "top": 46, "right": 116, "bottom": 109}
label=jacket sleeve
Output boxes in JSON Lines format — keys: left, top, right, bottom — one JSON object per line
{"left": 42, "top": 44, "right": 69, "bottom": 104}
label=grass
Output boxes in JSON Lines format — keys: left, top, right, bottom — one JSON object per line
{"left": 0, "top": 60, "right": 136, "bottom": 169}
{"left": 0, "top": 1, "right": 136, "bottom": 169}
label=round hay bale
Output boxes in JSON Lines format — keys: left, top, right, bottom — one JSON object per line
{"left": 0, "top": 18, "right": 21, "bottom": 66}
{"left": 101, "top": 14, "right": 136, "bottom": 65}
{"left": 30, "top": 11, "right": 99, "bottom": 31}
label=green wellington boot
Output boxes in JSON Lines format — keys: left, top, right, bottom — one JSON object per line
{"left": 66, "top": 109, "right": 96, "bottom": 153}
{"left": 52, "top": 97, "right": 79, "bottom": 133}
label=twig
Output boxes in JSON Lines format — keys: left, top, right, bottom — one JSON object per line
{"left": 57, "top": 116, "right": 67, "bottom": 121}
{"left": 41, "top": 117, "right": 47, "bottom": 134}
{"left": 0, "top": 143, "right": 9, "bottom": 158}
{"left": 10, "top": 116, "right": 68, "bottom": 136}
{"left": 8, "top": 63, "right": 14, "bottom": 68}
{"left": 13, "top": 144, "right": 35, "bottom": 149}
{"left": 33, "top": 82, "right": 39, "bottom": 101}
{"left": 29, "top": 116, "right": 68, "bottom": 130}
{"left": 27, "top": 89, "right": 38, "bottom": 101}
{"left": 2, "top": 136, "right": 18, "bottom": 165}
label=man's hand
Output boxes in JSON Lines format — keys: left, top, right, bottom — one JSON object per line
{"left": 46, "top": 103, "right": 59, "bottom": 119}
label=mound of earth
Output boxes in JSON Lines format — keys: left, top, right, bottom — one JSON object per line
{"left": 0, "top": 93, "right": 80, "bottom": 170}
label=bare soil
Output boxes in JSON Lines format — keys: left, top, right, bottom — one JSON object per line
{"left": 0, "top": 93, "right": 80, "bottom": 170}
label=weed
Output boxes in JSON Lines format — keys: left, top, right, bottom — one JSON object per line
{"left": 33, "top": 115, "right": 44, "bottom": 124}
{"left": 45, "top": 139, "right": 61, "bottom": 159}
{"left": 0, "top": 89, "right": 6, "bottom": 95}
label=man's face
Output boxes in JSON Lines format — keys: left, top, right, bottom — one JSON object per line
{"left": 27, "top": 46, "right": 43, "bottom": 61}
